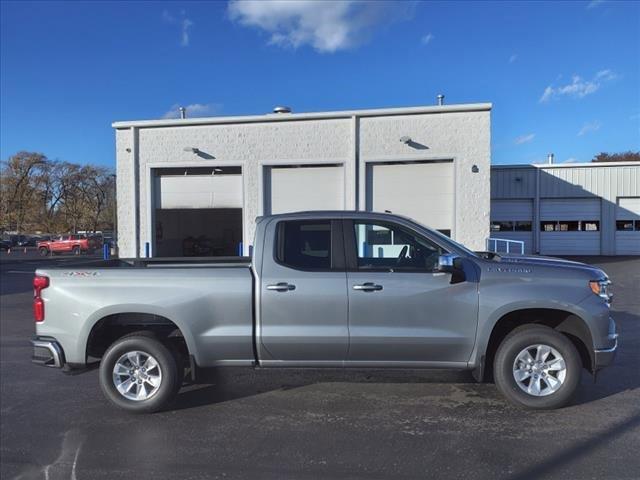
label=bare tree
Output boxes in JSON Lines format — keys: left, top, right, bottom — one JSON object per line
{"left": 1, "top": 152, "right": 115, "bottom": 235}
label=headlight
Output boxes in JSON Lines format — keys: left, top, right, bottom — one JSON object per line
{"left": 589, "top": 279, "right": 612, "bottom": 304}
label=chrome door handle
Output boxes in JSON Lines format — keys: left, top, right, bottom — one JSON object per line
{"left": 353, "top": 282, "right": 383, "bottom": 292}
{"left": 266, "top": 282, "right": 296, "bottom": 292}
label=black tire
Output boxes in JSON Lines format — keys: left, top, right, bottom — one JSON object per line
{"left": 38, "top": 247, "right": 49, "bottom": 257}
{"left": 493, "top": 325, "right": 582, "bottom": 410}
{"left": 72, "top": 246, "right": 81, "bottom": 255}
{"left": 99, "top": 333, "right": 182, "bottom": 413}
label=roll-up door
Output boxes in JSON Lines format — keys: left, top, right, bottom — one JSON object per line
{"left": 540, "top": 198, "right": 601, "bottom": 255}
{"left": 490, "top": 199, "right": 533, "bottom": 253}
{"left": 367, "top": 161, "right": 454, "bottom": 235}
{"left": 267, "top": 164, "right": 345, "bottom": 214}
{"left": 616, "top": 197, "right": 640, "bottom": 255}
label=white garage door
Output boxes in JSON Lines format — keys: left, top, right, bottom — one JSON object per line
{"left": 155, "top": 173, "right": 242, "bottom": 209}
{"left": 267, "top": 165, "right": 345, "bottom": 214}
{"left": 367, "top": 161, "right": 454, "bottom": 234}
{"left": 540, "top": 198, "right": 601, "bottom": 255}
{"left": 616, "top": 197, "right": 640, "bottom": 255}
{"left": 490, "top": 200, "right": 533, "bottom": 254}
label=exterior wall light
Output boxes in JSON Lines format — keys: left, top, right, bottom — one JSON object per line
{"left": 471, "top": 165, "right": 479, "bottom": 173}
{"left": 183, "top": 147, "right": 200, "bottom": 154}
{"left": 399, "top": 136, "right": 412, "bottom": 144}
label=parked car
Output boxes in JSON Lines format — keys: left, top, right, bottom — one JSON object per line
{"left": 9, "top": 234, "right": 30, "bottom": 247}
{"left": 37, "top": 235, "right": 92, "bottom": 256}
{"left": 31, "top": 211, "right": 617, "bottom": 413}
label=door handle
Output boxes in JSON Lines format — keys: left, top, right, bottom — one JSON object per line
{"left": 353, "top": 282, "right": 383, "bottom": 292}
{"left": 266, "top": 282, "right": 296, "bottom": 292}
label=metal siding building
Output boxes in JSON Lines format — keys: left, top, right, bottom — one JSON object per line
{"left": 113, "top": 103, "right": 492, "bottom": 258}
{"left": 491, "top": 163, "right": 640, "bottom": 255}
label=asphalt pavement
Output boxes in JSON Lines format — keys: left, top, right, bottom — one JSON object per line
{"left": 1, "top": 253, "right": 639, "bottom": 479}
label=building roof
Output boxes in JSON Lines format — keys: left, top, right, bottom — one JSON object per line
{"left": 112, "top": 102, "right": 492, "bottom": 129}
{"left": 492, "top": 161, "right": 640, "bottom": 169}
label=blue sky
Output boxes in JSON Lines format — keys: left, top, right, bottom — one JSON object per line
{"left": 1, "top": 0, "right": 639, "bottom": 168}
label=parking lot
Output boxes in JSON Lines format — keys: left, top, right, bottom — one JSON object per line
{"left": 1, "top": 253, "right": 639, "bottom": 480}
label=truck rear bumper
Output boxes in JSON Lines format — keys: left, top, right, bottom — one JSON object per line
{"left": 31, "top": 337, "right": 65, "bottom": 368}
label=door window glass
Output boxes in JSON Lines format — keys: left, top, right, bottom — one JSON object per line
{"left": 353, "top": 222, "right": 443, "bottom": 271}
{"left": 277, "top": 220, "right": 331, "bottom": 270}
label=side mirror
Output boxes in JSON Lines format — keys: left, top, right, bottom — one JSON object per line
{"left": 437, "top": 253, "right": 459, "bottom": 273}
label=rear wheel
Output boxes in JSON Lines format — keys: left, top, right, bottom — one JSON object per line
{"left": 99, "top": 333, "right": 182, "bottom": 413}
{"left": 494, "top": 325, "right": 581, "bottom": 409}
{"left": 38, "top": 247, "right": 49, "bottom": 257}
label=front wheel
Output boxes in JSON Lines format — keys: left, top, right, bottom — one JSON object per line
{"left": 38, "top": 247, "right": 49, "bottom": 257}
{"left": 72, "top": 246, "right": 81, "bottom": 255}
{"left": 99, "top": 334, "right": 182, "bottom": 413}
{"left": 494, "top": 325, "right": 582, "bottom": 410}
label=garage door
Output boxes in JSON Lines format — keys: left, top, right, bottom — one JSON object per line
{"left": 616, "top": 197, "right": 640, "bottom": 255}
{"left": 540, "top": 198, "right": 601, "bottom": 255}
{"left": 155, "top": 171, "right": 242, "bottom": 209}
{"left": 267, "top": 165, "right": 344, "bottom": 214}
{"left": 367, "top": 161, "right": 454, "bottom": 234}
{"left": 153, "top": 167, "right": 243, "bottom": 257}
{"left": 490, "top": 199, "right": 533, "bottom": 254}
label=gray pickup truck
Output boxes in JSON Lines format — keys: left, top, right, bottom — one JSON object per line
{"left": 31, "top": 211, "right": 617, "bottom": 412}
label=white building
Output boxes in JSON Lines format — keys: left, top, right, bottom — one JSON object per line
{"left": 112, "top": 102, "right": 492, "bottom": 258}
{"left": 491, "top": 162, "right": 640, "bottom": 255}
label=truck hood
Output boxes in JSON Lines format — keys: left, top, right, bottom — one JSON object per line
{"left": 497, "top": 254, "right": 607, "bottom": 279}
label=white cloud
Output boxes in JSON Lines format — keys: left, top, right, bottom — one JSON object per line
{"left": 564, "top": 157, "right": 580, "bottom": 163}
{"left": 539, "top": 70, "right": 618, "bottom": 103}
{"left": 228, "top": 0, "right": 415, "bottom": 53}
{"left": 514, "top": 133, "right": 535, "bottom": 145}
{"left": 577, "top": 121, "right": 602, "bottom": 136}
{"left": 509, "top": 54, "right": 518, "bottom": 63}
{"left": 162, "top": 103, "right": 222, "bottom": 119}
{"left": 421, "top": 33, "right": 434, "bottom": 45}
{"left": 163, "top": 9, "right": 194, "bottom": 47}
{"left": 587, "top": 0, "right": 604, "bottom": 9}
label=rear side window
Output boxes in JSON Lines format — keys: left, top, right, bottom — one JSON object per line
{"left": 276, "top": 220, "right": 332, "bottom": 270}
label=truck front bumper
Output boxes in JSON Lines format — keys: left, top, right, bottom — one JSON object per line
{"left": 593, "top": 317, "right": 618, "bottom": 370}
{"left": 31, "top": 337, "right": 65, "bottom": 368}
{"left": 594, "top": 335, "right": 618, "bottom": 369}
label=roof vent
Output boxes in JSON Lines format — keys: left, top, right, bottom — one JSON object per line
{"left": 273, "top": 106, "right": 292, "bottom": 114}
{"left": 179, "top": 106, "right": 186, "bottom": 119}
{"left": 437, "top": 94, "right": 445, "bottom": 106}
{"left": 548, "top": 153, "right": 555, "bottom": 164}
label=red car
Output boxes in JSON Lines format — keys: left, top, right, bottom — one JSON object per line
{"left": 37, "top": 235, "right": 92, "bottom": 256}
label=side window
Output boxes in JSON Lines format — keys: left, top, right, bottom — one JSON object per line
{"left": 277, "top": 220, "right": 332, "bottom": 270}
{"left": 353, "top": 222, "right": 444, "bottom": 272}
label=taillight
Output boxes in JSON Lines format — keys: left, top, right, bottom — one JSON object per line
{"left": 33, "top": 275, "right": 49, "bottom": 322}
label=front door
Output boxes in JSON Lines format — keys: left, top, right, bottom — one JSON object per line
{"left": 345, "top": 220, "right": 478, "bottom": 364}
{"left": 259, "top": 218, "right": 348, "bottom": 364}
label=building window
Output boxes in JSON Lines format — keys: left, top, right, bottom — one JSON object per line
{"left": 541, "top": 221, "right": 556, "bottom": 232}
{"left": 616, "top": 220, "right": 636, "bottom": 231}
{"left": 540, "top": 221, "right": 600, "bottom": 232}
{"left": 514, "top": 221, "right": 532, "bottom": 232}
{"left": 490, "top": 221, "right": 514, "bottom": 232}
{"left": 582, "top": 221, "right": 599, "bottom": 231}
{"left": 490, "top": 221, "right": 532, "bottom": 232}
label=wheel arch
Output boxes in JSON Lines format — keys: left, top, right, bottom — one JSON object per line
{"left": 85, "top": 310, "right": 196, "bottom": 366}
{"left": 480, "top": 308, "right": 594, "bottom": 381}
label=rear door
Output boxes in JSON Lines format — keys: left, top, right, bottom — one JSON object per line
{"left": 344, "top": 219, "right": 478, "bottom": 364}
{"left": 259, "top": 218, "right": 349, "bottom": 364}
